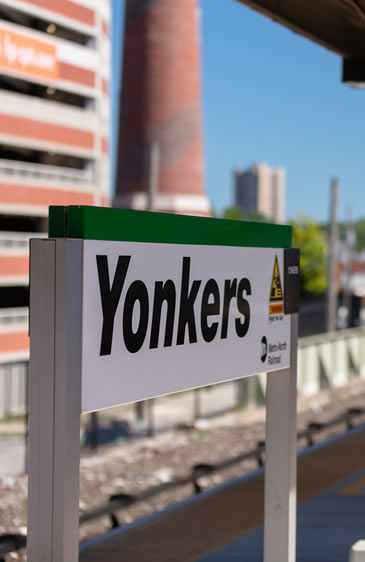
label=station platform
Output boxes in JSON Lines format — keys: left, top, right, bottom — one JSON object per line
{"left": 79, "top": 425, "right": 365, "bottom": 562}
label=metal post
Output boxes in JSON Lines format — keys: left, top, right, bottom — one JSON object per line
{"left": 135, "top": 400, "right": 145, "bottom": 423}
{"left": 135, "top": 143, "right": 160, "bottom": 424}
{"left": 193, "top": 388, "right": 201, "bottom": 421}
{"left": 264, "top": 313, "right": 298, "bottom": 562}
{"left": 147, "top": 142, "right": 160, "bottom": 213}
{"left": 327, "top": 178, "right": 338, "bottom": 332}
{"left": 343, "top": 206, "right": 354, "bottom": 328}
{"left": 24, "top": 361, "right": 29, "bottom": 475}
{"left": 27, "top": 239, "right": 56, "bottom": 561}
{"left": 27, "top": 239, "right": 82, "bottom": 562}
{"left": 89, "top": 411, "right": 99, "bottom": 451}
{"left": 238, "top": 377, "right": 258, "bottom": 410}
{"left": 147, "top": 399, "right": 155, "bottom": 437}
{"left": 236, "top": 379, "right": 245, "bottom": 408}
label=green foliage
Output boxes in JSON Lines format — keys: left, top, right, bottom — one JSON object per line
{"left": 243, "top": 211, "right": 270, "bottom": 223}
{"left": 221, "top": 207, "right": 328, "bottom": 295}
{"left": 209, "top": 206, "right": 217, "bottom": 218}
{"left": 290, "top": 216, "right": 327, "bottom": 295}
{"left": 222, "top": 206, "right": 244, "bottom": 221}
{"left": 353, "top": 219, "right": 365, "bottom": 251}
{"left": 221, "top": 206, "right": 270, "bottom": 223}
{"left": 320, "top": 218, "right": 365, "bottom": 252}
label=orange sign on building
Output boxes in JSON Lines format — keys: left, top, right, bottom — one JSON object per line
{"left": 0, "top": 25, "right": 58, "bottom": 81}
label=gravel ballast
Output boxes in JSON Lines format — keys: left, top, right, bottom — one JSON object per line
{"left": 1, "top": 378, "right": 365, "bottom": 561}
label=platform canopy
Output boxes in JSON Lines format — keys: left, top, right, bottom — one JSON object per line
{"left": 236, "top": 0, "right": 365, "bottom": 58}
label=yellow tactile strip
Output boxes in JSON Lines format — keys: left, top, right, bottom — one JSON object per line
{"left": 80, "top": 427, "right": 365, "bottom": 562}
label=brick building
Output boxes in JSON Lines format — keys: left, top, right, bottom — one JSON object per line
{"left": 114, "top": 0, "right": 210, "bottom": 216}
{"left": 0, "top": 0, "right": 110, "bottom": 415}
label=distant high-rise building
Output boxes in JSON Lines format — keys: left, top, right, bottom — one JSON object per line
{"left": 114, "top": 0, "right": 210, "bottom": 217}
{"left": 234, "top": 163, "right": 285, "bottom": 223}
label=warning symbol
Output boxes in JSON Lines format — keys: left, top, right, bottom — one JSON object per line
{"left": 270, "top": 256, "right": 283, "bottom": 302}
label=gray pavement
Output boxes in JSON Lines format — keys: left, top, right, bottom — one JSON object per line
{"left": 0, "top": 382, "right": 239, "bottom": 476}
{"left": 0, "top": 436, "right": 26, "bottom": 476}
{"left": 200, "top": 471, "right": 365, "bottom": 562}
{"left": 95, "top": 381, "right": 238, "bottom": 428}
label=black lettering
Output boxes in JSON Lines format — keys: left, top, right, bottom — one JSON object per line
{"left": 221, "top": 279, "right": 237, "bottom": 339}
{"left": 235, "top": 278, "right": 251, "bottom": 337}
{"left": 176, "top": 257, "right": 201, "bottom": 345}
{"left": 123, "top": 281, "right": 149, "bottom": 353}
{"left": 97, "top": 255, "right": 131, "bottom": 356}
{"left": 150, "top": 280, "right": 176, "bottom": 348}
{"left": 200, "top": 279, "right": 220, "bottom": 343}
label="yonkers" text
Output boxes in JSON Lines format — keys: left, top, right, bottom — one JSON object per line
{"left": 96, "top": 256, "right": 252, "bottom": 355}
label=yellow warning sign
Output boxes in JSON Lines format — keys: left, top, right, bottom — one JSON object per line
{"left": 270, "top": 256, "right": 283, "bottom": 303}
{"left": 270, "top": 303, "right": 284, "bottom": 314}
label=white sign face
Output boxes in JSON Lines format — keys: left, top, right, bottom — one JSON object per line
{"left": 81, "top": 241, "right": 291, "bottom": 412}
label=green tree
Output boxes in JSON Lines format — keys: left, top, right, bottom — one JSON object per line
{"left": 221, "top": 207, "right": 270, "bottom": 223}
{"left": 222, "top": 206, "right": 244, "bottom": 221}
{"left": 290, "top": 216, "right": 327, "bottom": 295}
{"left": 321, "top": 219, "right": 365, "bottom": 252}
{"left": 353, "top": 219, "right": 365, "bottom": 251}
{"left": 243, "top": 211, "right": 270, "bottom": 223}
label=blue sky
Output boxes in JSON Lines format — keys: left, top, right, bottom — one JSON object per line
{"left": 111, "top": 0, "right": 365, "bottom": 223}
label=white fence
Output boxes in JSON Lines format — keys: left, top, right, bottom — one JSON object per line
{"left": 1, "top": 327, "right": 365, "bottom": 419}
{"left": 0, "top": 309, "right": 28, "bottom": 417}
{"left": 298, "top": 328, "right": 365, "bottom": 393}
{"left": 241, "top": 327, "right": 365, "bottom": 408}
{"left": 0, "top": 362, "right": 27, "bottom": 418}
{"left": 0, "top": 307, "right": 29, "bottom": 328}
{"left": 0, "top": 232, "right": 45, "bottom": 250}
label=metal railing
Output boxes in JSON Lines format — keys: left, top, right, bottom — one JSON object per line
{"left": 2, "top": 406, "right": 364, "bottom": 559}
{"left": 0, "top": 534, "right": 26, "bottom": 562}
{"left": 80, "top": 406, "right": 365, "bottom": 529}
{"left": 0, "top": 159, "right": 94, "bottom": 187}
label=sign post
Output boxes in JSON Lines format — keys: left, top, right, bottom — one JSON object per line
{"left": 28, "top": 239, "right": 82, "bottom": 561}
{"left": 264, "top": 313, "right": 298, "bottom": 562}
{"left": 27, "top": 205, "right": 299, "bottom": 562}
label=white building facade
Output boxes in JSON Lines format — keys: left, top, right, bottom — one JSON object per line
{"left": 234, "top": 163, "right": 285, "bottom": 224}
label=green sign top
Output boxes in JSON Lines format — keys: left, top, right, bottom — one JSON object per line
{"left": 48, "top": 206, "right": 292, "bottom": 249}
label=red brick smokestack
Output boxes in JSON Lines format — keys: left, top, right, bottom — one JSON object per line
{"left": 114, "top": 0, "right": 210, "bottom": 216}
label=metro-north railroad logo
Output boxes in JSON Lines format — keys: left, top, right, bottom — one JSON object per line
{"left": 269, "top": 255, "right": 284, "bottom": 315}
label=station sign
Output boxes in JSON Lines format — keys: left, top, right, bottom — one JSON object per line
{"left": 28, "top": 205, "right": 299, "bottom": 562}
{"left": 81, "top": 240, "right": 292, "bottom": 412}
